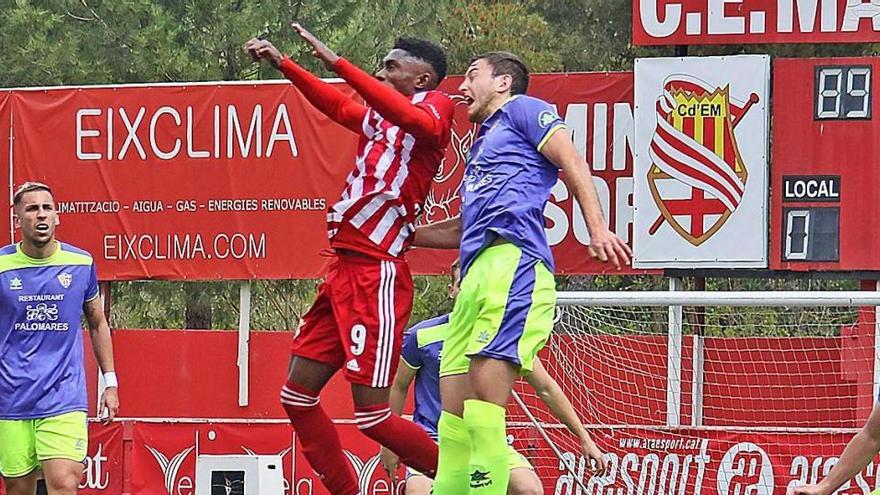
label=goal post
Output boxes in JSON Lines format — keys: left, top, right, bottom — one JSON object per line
{"left": 509, "top": 290, "right": 880, "bottom": 494}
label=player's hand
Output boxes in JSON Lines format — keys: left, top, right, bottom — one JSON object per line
{"left": 99, "top": 387, "right": 119, "bottom": 425}
{"left": 587, "top": 228, "right": 631, "bottom": 270}
{"left": 580, "top": 438, "right": 608, "bottom": 477}
{"left": 291, "top": 23, "right": 339, "bottom": 71}
{"left": 244, "top": 38, "right": 283, "bottom": 68}
{"left": 379, "top": 447, "right": 399, "bottom": 484}
{"left": 788, "top": 484, "right": 829, "bottom": 495}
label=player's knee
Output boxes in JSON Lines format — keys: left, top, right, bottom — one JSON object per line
{"left": 44, "top": 470, "right": 81, "bottom": 494}
{"left": 508, "top": 470, "right": 543, "bottom": 495}
{"left": 279, "top": 383, "right": 319, "bottom": 416}
{"left": 356, "top": 417, "right": 387, "bottom": 438}
{"left": 405, "top": 476, "right": 433, "bottom": 495}
{"left": 354, "top": 406, "right": 392, "bottom": 436}
{"left": 508, "top": 484, "right": 543, "bottom": 495}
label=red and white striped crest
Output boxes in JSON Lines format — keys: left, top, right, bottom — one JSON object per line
{"left": 647, "top": 76, "right": 759, "bottom": 246}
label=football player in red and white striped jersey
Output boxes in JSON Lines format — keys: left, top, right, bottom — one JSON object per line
{"left": 247, "top": 24, "right": 453, "bottom": 495}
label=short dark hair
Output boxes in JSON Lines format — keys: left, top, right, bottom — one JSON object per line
{"left": 394, "top": 37, "right": 448, "bottom": 83}
{"left": 13, "top": 182, "right": 52, "bottom": 207}
{"left": 470, "top": 51, "right": 530, "bottom": 95}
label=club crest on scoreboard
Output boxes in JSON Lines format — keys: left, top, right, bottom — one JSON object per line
{"left": 633, "top": 55, "right": 770, "bottom": 268}
{"left": 646, "top": 75, "right": 759, "bottom": 247}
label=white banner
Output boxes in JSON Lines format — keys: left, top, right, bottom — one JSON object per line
{"left": 633, "top": 55, "right": 770, "bottom": 268}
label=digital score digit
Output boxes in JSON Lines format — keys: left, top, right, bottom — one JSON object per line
{"left": 815, "top": 66, "right": 871, "bottom": 120}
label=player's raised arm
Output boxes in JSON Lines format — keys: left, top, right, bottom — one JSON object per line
{"left": 539, "top": 128, "right": 631, "bottom": 269}
{"left": 291, "top": 23, "right": 451, "bottom": 143}
{"left": 525, "top": 358, "right": 607, "bottom": 476}
{"left": 245, "top": 38, "right": 366, "bottom": 133}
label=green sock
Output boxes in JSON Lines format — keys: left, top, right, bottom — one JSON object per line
{"left": 432, "top": 411, "right": 471, "bottom": 495}
{"left": 464, "top": 399, "right": 509, "bottom": 494}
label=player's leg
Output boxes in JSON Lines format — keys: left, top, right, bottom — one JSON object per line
{"left": 283, "top": 356, "right": 358, "bottom": 494}
{"left": 507, "top": 468, "right": 542, "bottom": 495}
{"left": 0, "top": 418, "right": 40, "bottom": 495}
{"left": 433, "top": 265, "right": 483, "bottom": 494}
{"left": 463, "top": 244, "right": 555, "bottom": 494}
{"left": 2, "top": 473, "right": 38, "bottom": 495}
{"left": 40, "top": 460, "right": 82, "bottom": 495}
{"left": 506, "top": 447, "right": 541, "bottom": 495}
{"left": 32, "top": 412, "right": 88, "bottom": 495}
{"left": 336, "top": 257, "right": 439, "bottom": 477}
{"left": 404, "top": 468, "right": 434, "bottom": 495}
{"left": 466, "top": 357, "right": 518, "bottom": 494}
{"left": 284, "top": 272, "right": 359, "bottom": 495}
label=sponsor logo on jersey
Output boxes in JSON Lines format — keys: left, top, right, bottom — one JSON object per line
{"left": 539, "top": 110, "right": 558, "bottom": 128}
{"left": 470, "top": 469, "right": 492, "bottom": 488}
{"left": 26, "top": 303, "right": 59, "bottom": 322}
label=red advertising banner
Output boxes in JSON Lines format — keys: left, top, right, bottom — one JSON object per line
{"left": 633, "top": 0, "right": 880, "bottom": 46}
{"left": 49, "top": 421, "right": 878, "bottom": 495}
{"left": 0, "top": 93, "right": 11, "bottom": 242}
{"left": 532, "top": 427, "right": 880, "bottom": 495}
{"left": 1, "top": 72, "right": 641, "bottom": 280}
{"left": 131, "top": 422, "right": 294, "bottom": 495}
{"left": 7, "top": 81, "right": 351, "bottom": 281}
{"left": 79, "top": 422, "right": 124, "bottom": 495}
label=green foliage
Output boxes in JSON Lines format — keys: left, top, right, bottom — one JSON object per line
{"left": 528, "top": 0, "right": 662, "bottom": 71}
{"left": 110, "top": 279, "right": 319, "bottom": 330}
{"left": 437, "top": 1, "right": 563, "bottom": 73}
{"left": 0, "top": 0, "right": 363, "bottom": 85}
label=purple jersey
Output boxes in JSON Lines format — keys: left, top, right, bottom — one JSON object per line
{"left": 400, "top": 314, "right": 449, "bottom": 439}
{"left": 459, "top": 95, "right": 566, "bottom": 275}
{"left": 0, "top": 242, "right": 99, "bottom": 419}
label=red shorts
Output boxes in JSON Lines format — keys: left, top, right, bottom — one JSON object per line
{"left": 291, "top": 253, "right": 413, "bottom": 387}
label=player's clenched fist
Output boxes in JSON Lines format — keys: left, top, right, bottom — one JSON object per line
{"left": 243, "top": 38, "right": 282, "bottom": 68}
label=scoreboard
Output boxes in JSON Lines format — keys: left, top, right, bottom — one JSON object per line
{"left": 770, "top": 57, "right": 879, "bottom": 271}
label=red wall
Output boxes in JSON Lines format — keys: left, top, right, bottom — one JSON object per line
{"left": 84, "top": 330, "right": 369, "bottom": 420}
{"left": 87, "top": 326, "right": 873, "bottom": 428}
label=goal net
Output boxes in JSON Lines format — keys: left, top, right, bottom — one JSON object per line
{"left": 507, "top": 291, "right": 880, "bottom": 495}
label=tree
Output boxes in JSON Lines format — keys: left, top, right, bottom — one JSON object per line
{"left": 437, "top": 1, "right": 563, "bottom": 73}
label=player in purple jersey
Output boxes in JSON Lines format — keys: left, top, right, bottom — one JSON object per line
{"left": 380, "top": 262, "right": 606, "bottom": 494}
{"left": 0, "top": 183, "right": 118, "bottom": 495}
{"left": 415, "top": 52, "right": 629, "bottom": 493}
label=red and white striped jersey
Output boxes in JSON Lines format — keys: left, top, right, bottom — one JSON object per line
{"left": 328, "top": 90, "right": 454, "bottom": 259}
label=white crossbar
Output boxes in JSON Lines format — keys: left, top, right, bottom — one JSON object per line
{"left": 557, "top": 291, "right": 880, "bottom": 307}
